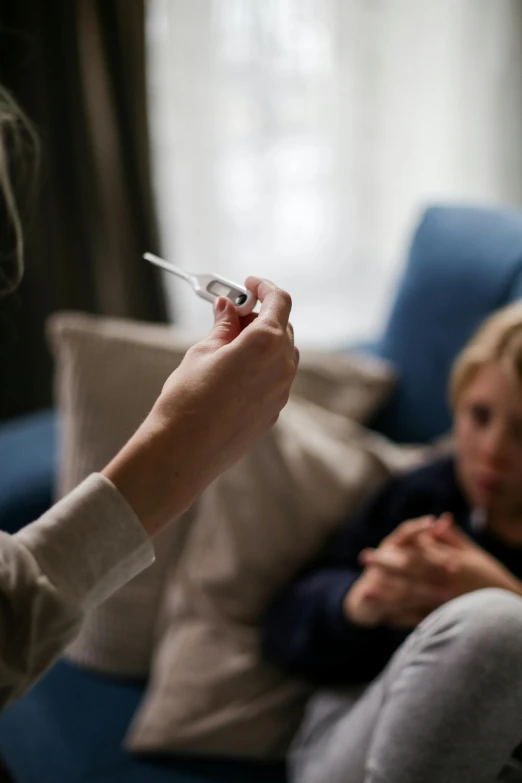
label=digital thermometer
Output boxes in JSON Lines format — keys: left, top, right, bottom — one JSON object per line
{"left": 144, "top": 252, "right": 256, "bottom": 316}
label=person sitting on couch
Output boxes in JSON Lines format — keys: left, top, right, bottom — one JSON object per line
{"left": 264, "top": 301, "right": 522, "bottom": 783}
{"left": 0, "top": 86, "right": 299, "bottom": 710}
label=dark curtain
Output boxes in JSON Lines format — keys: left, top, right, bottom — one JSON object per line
{"left": 0, "top": 0, "right": 167, "bottom": 421}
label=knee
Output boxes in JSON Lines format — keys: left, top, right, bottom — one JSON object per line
{"left": 426, "top": 588, "right": 522, "bottom": 668}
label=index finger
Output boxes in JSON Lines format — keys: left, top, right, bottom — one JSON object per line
{"left": 361, "top": 547, "right": 409, "bottom": 573}
{"left": 365, "top": 541, "right": 454, "bottom": 581}
{"left": 385, "top": 516, "right": 436, "bottom": 547}
{"left": 245, "top": 276, "right": 292, "bottom": 331}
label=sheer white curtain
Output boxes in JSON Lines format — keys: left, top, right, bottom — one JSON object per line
{"left": 145, "top": 0, "right": 522, "bottom": 347}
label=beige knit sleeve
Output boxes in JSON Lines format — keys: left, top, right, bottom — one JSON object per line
{"left": 0, "top": 474, "right": 154, "bottom": 709}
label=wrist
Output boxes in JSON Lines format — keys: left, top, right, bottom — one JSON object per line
{"left": 102, "top": 410, "right": 204, "bottom": 537}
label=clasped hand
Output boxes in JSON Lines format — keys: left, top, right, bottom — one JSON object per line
{"left": 344, "top": 514, "right": 522, "bottom": 628}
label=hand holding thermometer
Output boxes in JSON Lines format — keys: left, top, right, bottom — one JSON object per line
{"left": 144, "top": 252, "right": 257, "bottom": 317}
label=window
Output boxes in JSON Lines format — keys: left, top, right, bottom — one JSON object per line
{"left": 146, "top": 0, "right": 522, "bottom": 345}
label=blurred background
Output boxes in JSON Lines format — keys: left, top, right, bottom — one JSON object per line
{"left": 1, "top": 0, "right": 522, "bottom": 422}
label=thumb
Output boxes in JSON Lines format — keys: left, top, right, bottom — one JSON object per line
{"left": 432, "top": 513, "right": 469, "bottom": 549}
{"left": 209, "top": 296, "right": 241, "bottom": 348}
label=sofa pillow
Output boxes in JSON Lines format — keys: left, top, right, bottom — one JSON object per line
{"left": 291, "top": 349, "right": 395, "bottom": 423}
{"left": 126, "top": 400, "right": 433, "bottom": 758}
{"left": 48, "top": 312, "right": 396, "bottom": 676}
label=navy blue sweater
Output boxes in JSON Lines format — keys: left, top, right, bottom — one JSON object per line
{"left": 262, "top": 457, "right": 522, "bottom": 686}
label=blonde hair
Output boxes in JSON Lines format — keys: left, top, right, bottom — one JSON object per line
{"left": 0, "top": 85, "right": 39, "bottom": 297}
{"left": 450, "top": 301, "right": 522, "bottom": 408}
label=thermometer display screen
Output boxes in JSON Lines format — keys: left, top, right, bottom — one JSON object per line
{"left": 207, "top": 281, "right": 233, "bottom": 297}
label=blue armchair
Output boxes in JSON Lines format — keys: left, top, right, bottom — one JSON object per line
{"left": 2, "top": 204, "right": 522, "bottom": 783}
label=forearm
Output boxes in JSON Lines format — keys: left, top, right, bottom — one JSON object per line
{"left": 102, "top": 408, "right": 213, "bottom": 537}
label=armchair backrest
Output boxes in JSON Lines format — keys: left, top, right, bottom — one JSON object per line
{"left": 371, "top": 204, "right": 522, "bottom": 443}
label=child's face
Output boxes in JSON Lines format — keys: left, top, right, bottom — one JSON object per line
{"left": 454, "top": 361, "right": 522, "bottom": 520}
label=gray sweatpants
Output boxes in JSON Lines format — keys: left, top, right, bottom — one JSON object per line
{"left": 290, "top": 589, "right": 522, "bottom": 783}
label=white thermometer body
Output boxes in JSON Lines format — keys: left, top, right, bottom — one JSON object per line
{"left": 144, "top": 253, "right": 256, "bottom": 316}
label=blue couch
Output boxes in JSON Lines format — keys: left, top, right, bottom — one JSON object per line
{"left": 2, "top": 204, "right": 522, "bottom": 782}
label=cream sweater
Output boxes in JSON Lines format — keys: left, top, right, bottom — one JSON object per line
{"left": 0, "top": 474, "right": 154, "bottom": 709}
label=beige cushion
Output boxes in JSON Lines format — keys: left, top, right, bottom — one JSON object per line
{"left": 47, "top": 311, "right": 412, "bottom": 754}
{"left": 290, "top": 349, "right": 394, "bottom": 422}
{"left": 126, "top": 399, "right": 432, "bottom": 758}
